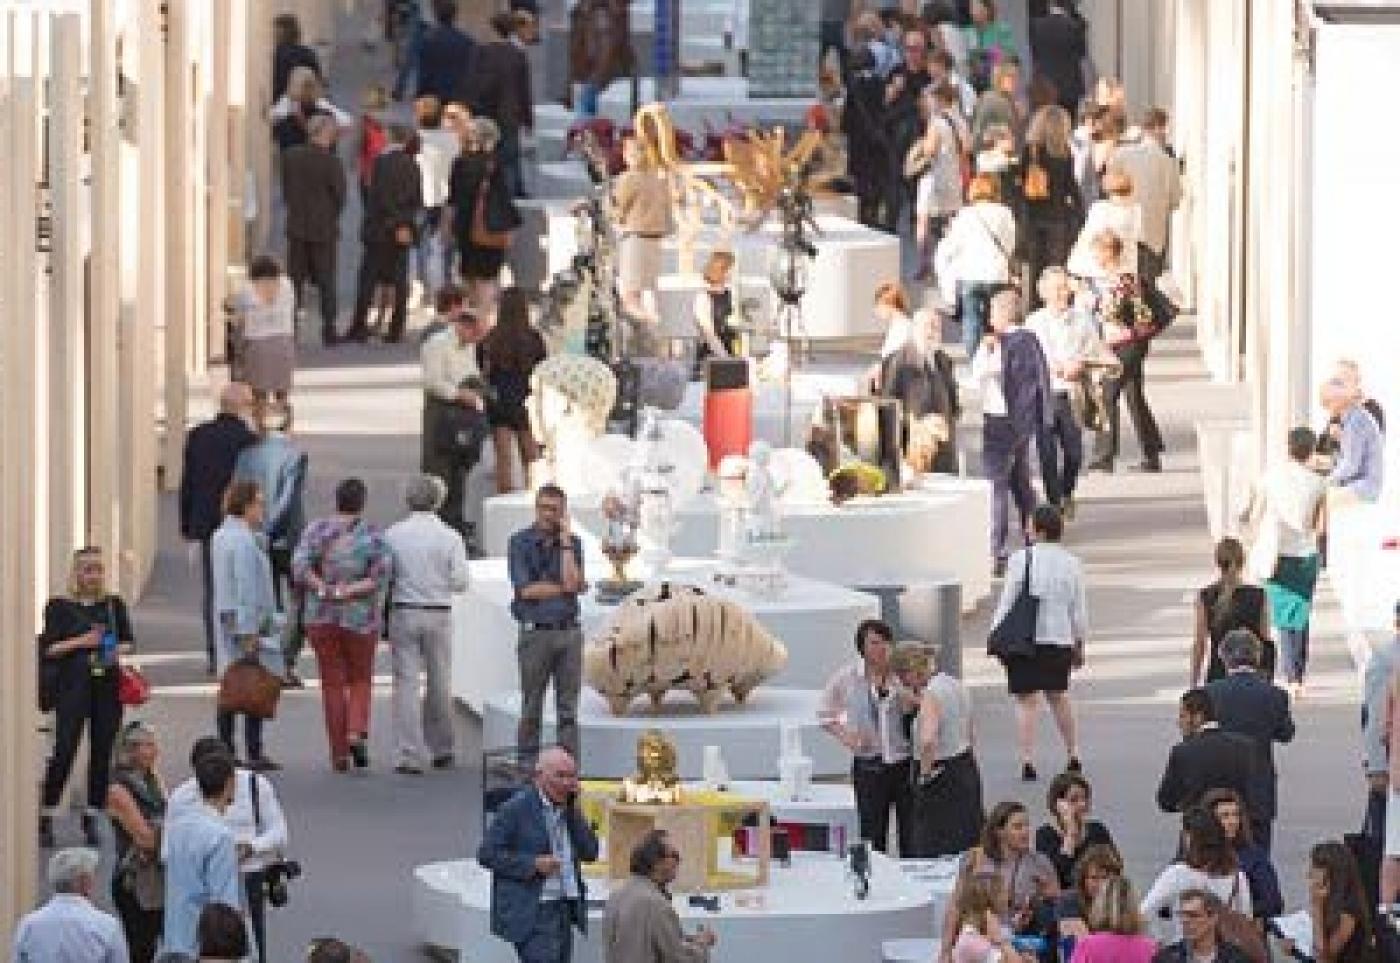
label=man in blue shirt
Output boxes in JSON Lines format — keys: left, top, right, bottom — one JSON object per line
{"left": 12, "top": 847, "right": 128, "bottom": 962}
{"left": 1321, "top": 377, "right": 1385, "bottom": 503}
{"left": 162, "top": 751, "right": 246, "bottom": 958}
{"left": 508, "top": 484, "right": 587, "bottom": 760}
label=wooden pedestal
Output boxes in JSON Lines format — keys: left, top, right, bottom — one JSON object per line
{"left": 605, "top": 800, "right": 771, "bottom": 892}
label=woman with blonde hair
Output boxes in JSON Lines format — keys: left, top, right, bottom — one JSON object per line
{"left": 613, "top": 134, "right": 675, "bottom": 327}
{"left": 1069, "top": 876, "right": 1155, "bottom": 962}
{"left": 1192, "top": 537, "right": 1272, "bottom": 686}
{"left": 691, "top": 249, "right": 740, "bottom": 364}
{"left": 1023, "top": 105, "right": 1083, "bottom": 306}
{"left": 444, "top": 116, "right": 520, "bottom": 311}
{"left": 38, "top": 546, "right": 136, "bottom": 849}
{"left": 1068, "top": 169, "right": 1141, "bottom": 277}
{"left": 934, "top": 172, "right": 1017, "bottom": 358}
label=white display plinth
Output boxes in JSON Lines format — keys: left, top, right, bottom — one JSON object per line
{"left": 543, "top": 211, "right": 899, "bottom": 341}
{"left": 481, "top": 687, "right": 847, "bottom": 779}
{"left": 412, "top": 851, "right": 934, "bottom": 963}
{"left": 715, "top": 781, "right": 859, "bottom": 845}
{"left": 482, "top": 477, "right": 992, "bottom": 611}
{"left": 451, "top": 558, "right": 878, "bottom": 715}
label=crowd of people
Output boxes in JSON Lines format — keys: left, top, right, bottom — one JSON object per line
{"left": 18, "top": 2, "right": 1397, "bottom": 962}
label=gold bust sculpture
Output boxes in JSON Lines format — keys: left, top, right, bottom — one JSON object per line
{"left": 621, "top": 730, "right": 682, "bottom": 805}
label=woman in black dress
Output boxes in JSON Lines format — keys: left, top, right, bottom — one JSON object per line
{"left": 1022, "top": 105, "right": 1083, "bottom": 308}
{"left": 1033, "top": 771, "right": 1116, "bottom": 890}
{"left": 481, "top": 286, "right": 548, "bottom": 494}
{"left": 445, "top": 117, "right": 519, "bottom": 310}
{"left": 1191, "top": 536, "right": 1272, "bottom": 685}
{"left": 38, "top": 546, "right": 135, "bottom": 848}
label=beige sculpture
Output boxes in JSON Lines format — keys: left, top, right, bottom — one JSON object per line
{"left": 584, "top": 582, "right": 788, "bottom": 715}
{"left": 526, "top": 354, "right": 618, "bottom": 494}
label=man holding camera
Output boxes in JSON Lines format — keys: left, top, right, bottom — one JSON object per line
{"left": 168, "top": 737, "right": 290, "bottom": 962}
{"left": 478, "top": 746, "right": 599, "bottom": 963}
{"left": 420, "top": 306, "right": 490, "bottom": 542}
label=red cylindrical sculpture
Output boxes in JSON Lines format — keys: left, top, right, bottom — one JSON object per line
{"left": 702, "top": 358, "right": 752, "bottom": 470}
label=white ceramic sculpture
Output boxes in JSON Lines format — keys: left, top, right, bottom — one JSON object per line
{"left": 702, "top": 745, "right": 731, "bottom": 790}
{"left": 777, "top": 721, "right": 813, "bottom": 801}
{"left": 583, "top": 582, "right": 789, "bottom": 715}
{"left": 745, "top": 441, "right": 782, "bottom": 541}
{"left": 527, "top": 355, "right": 618, "bottom": 495}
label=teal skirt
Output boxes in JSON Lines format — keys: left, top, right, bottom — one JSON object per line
{"left": 1265, "top": 553, "right": 1320, "bottom": 631}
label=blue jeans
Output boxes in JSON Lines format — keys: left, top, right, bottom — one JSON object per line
{"left": 983, "top": 415, "right": 1036, "bottom": 562}
{"left": 1278, "top": 626, "right": 1309, "bottom": 683}
{"left": 958, "top": 281, "right": 1000, "bottom": 358}
{"left": 515, "top": 900, "right": 573, "bottom": 963}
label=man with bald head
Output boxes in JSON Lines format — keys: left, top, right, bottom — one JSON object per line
{"left": 180, "top": 382, "right": 258, "bottom": 673}
{"left": 478, "top": 746, "right": 599, "bottom": 963}
{"left": 1319, "top": 375, "right": 1384, "bottom": 504}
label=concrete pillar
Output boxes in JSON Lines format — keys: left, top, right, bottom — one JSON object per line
{"left": 228, "top": 0, "right": 251, "bottom": 269}
{"left": 48, "top": 15, "right": 85, "bottom": 590}
{"left": 208, "top": 0, "right": 233, "bottom": 354}
{"left": 163, "top": 0, "right": 193, "bottom": 484}
{"left": 0, "top": 12, "right": 43, "bottom": 938}
{"left": 248, "top": 0, "right": 274, "bottom": 255}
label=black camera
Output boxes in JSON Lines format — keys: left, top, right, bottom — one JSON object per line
{"left": 263, "top": 859, "right": 302, "bottom": 908}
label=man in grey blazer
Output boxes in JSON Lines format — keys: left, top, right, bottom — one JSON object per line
{"left": 601, "top": 830, "right": 715, "bottom": 963}
{"left": 478, "top": 746, "right": 599, "bottom": 962}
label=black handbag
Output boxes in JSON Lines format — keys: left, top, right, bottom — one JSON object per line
{"left": 987, "top": 549, "right": 1039, "bottom": 661}
{"left": 433, "top": 399, "right": 490, "bottom": 464}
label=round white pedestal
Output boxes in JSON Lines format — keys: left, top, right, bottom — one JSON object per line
{"left": 451, "top": 557, "right": 878, "bottom": 715}
{"left": 412, "top": 852, "right": 935, "bottom": 963}
{"left": 482, "top": 687, "right": 847, "bottom": 779}
{"left": 482, "top": 477, "right": 992, "bottom": 611}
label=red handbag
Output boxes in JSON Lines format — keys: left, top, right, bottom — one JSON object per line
{"left": 117, "top": 665, "right": 152, "bottom": 707}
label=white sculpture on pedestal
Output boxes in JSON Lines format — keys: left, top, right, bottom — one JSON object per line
{"left": 636, "top": 411, "right": 678, "bottom": 573}
{"left": 526, "top": 355, "right": 618, "bottom": 496}
{"left": 745, "top": 441, "right": 782, "bottom": 542}
{"left": 777, "top": 721, "right": 813, "bottom": 802}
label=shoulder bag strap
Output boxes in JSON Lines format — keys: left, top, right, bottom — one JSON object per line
{"left": 1020, "top": 547, "right": 1035, "bottom": 600}
{"left": 973, "top": 208, "right": 1015, "bottom": 264}
{"left": 249, "top": 770, "right": 263, "bottom": 835}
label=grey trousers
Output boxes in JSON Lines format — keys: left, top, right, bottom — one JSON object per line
{"left": 516, "top": 626, "right": 583, "bottom": 761}
{"left": 387, "top": 608, "right": 456, "bottom": 766}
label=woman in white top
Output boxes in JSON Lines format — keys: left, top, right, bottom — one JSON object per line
{"left": 1140, "top": 807, "right": 1251, "bottom": 942}
{"left": 413, "top": 96, "right": 461, "bottom": 299}
{"left": 691, "top": 249, "right": 741, "bottom": 366}
{"left": 913, "top": 84, "right": 968, "bottom": 282}
{"left": 1243, "top": 426, "right": 1328, "bottom": 692}
{"left": 935, "top": 173, "right": 1017, "bottom": 359}
{"left": 1068, "top": 169, "right": 1141, "bottom": 278}
{"left": 231, "top": 255, "right": 297, "bottom": 402}
{"left": 990, "top": 504, "right": 1088, "bottom": 782}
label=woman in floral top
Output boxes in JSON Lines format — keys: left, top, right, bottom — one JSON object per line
{"left": 1080, "top": 229, "right": 1165, "bottom": 474}
{"left": 293, "top": 477, "right": 393, "bottom": 771}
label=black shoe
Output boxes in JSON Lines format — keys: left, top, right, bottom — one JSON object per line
{"left": 431, "top": 754, "right": 455, "bottom": 770}
{"left": 349, "top": 738, "right": 369, "bottom": 769}
{"left": 344, "top": 325, "right": 371, "bottom": 344}
{"left": 1067, "top": 756, "right": 1083, "bottom": 774}
{"left": 81, "top": 811, "right": 100, "bottom": 846}
{"left": 282, "top": 672, "right": 305, "bottom": 690}
{"left": 1136, "top": 456, "right": 1162, "bottom": 473}
{"left": 38, "top": 815, "right": 54, "bottom": 849}
{"left": 1087, "top": 457, "right": 1115, "bottom": 473}
{"left": 1021, "top": 762, "right": 1038, "bottom": 782}
{"left": 322, "top": 329, "right": 339, "bottom": 347}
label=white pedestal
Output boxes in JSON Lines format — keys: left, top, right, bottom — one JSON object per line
{"left": 482, "top": 477, "right": 992, "bottom": 611}
{"left": 451, "top": 557, "right": 878, "bottom": 714}
{"left": 412, "top": 851, "right": 935, "bottom": 963}
{"left": 481, "top": 687, "right": 847, "bottom": 779}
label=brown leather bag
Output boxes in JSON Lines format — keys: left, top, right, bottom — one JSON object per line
{"left": 217, "top": 657, "right": 283, "bottom": 720}
{"left": 1023, "top": 146, "right": 1050, "bottom": 201}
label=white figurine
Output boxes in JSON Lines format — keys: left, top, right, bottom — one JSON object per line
{"left": 745, "top": 441, "right": 782, "bottom": 541}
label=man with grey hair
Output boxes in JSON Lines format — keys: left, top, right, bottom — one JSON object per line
{"left": 1204, "top": 629, "right": 1294, "bottom": 851}
{"left": 11, "top": 847, "right": 129, "bottom": 961}
{"left": 347, "top": 121, "right": 424, "bottom": 343}
{"left": 1318, "top": 375, "right": 1384, "bottom": 504}
{"left": 281, "top": 112, "right": 346, "bottom": 346}
{"left": 384, "top": 474, "right": 470, "bottom": 773}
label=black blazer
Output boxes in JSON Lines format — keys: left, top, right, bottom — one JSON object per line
{"left": 281, "top": 143, "right": 347, "bottom": 243}
{"left": 1001, "top": 328, "right": 1055, "bottom": 439}
{"left": 1204, "top": 672, "right": 1295, "bottom": 820}
{"left": 361, "top": 149, "right": 423, "bottom": 245}
{"left": 1029, "top": 11, "right": 1087, "bottom": 111}
{"left": 468, "top": 40, "right": 534, "bottom": 132}
{"left": 1156, "top": 725, "right": 1260, "bottom": 820}
{"left": 178, "top": 414, "right": 257, "bottom": 541}
{"left": 417, "top": 24, "right": 476, "bottom": 105}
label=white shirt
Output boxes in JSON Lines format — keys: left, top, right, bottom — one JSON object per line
{"left": 167, "top": 769, "right": 289, "bottom": 875}
{"left": 1026, "top": 305, "right": 1102, "bottom": 393}
{"left": 935, "top": 201, "right": 1017, "bottom": 290}
{"left": 817, "top": 660, "right": 911, "bottom": 764}
{"left": 879, "top": 312, "right": 914, "bottom": 358}
{"left": 1140, "top": 864, "right": 1251, "bottom": 942}
{"left": 991, "top": 543, "right": 1088, "bottom": 647}
{"left": 969, "top": 338, "right": 1008, "bottom": 417}
{"left": 416, "top": 127, "right": 460, "bottom": 210}
{"left": 421, "top": 328, "right": 482, "bottom": 402}
{"left": 384, "top": 511, "right": 470, "bottom": 606}
{"left": 267, "top": 95, "right": 353, "bottom": 129}
{"left": 1257, "top": 460, "right": 1327, "bottom": 558}
{"left": 1109, "top": 137, "right": 1182, "bottom": 254}
{"left": 11, "top": 894, "right": 128, "bottom": 963}
{"left": 233, "top": 276, "right": 296, "bottom": 340}
{"left": 1069, "top": 199, "right": 1142, "bottom": 277}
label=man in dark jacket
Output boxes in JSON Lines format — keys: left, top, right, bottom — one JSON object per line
{"left": 478, "top": 746, "right": 599, "bottom": 963}
{"left": 1205, "top": 629, "right": 1295, "bottom": 852}
{"left": 417, "top": 0, "right": 476, "bottom": 105}
{"left": 179, "top": 382, "right": 257, "bottom": 673}
{"left": 971, "top": 288, "right": 1053, "bottom": 574}
{"left": 272, "top": 13, "right": 321, "bottom": 100}
{"left": 1156, "top": 687, "right": 1258, "bottom": 818}
{"left": 347, "top": 123, "right": 423, "bottom": 343}
{"left": 281, "top": 114, "right": 347, "bottom": 346}
{"left": 468, "top": 13, "right": 534, "bottom": 198}
{"left": 1029, "top": 3, "right": 1088, "bottom": 114}
{"left": 1152, "top": 890, "right": 1254, "bottom": 963}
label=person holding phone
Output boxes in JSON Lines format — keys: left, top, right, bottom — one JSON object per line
{"left": 818, "top": 619, "right": 915, "bottom": 854}
{"left": 602, "top": 830, "right": 716, "bottom": 962}
{"left": 38, "top": 546, "right": 136, "bottom": 849}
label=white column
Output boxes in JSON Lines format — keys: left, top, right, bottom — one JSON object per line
{"left": 163, "top": 0, "right": 193, "bottom": 484}
{"left": 208, "top": 0, "right": 232, "bottom": 361}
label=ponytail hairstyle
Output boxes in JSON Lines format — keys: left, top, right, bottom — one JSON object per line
{"left": 1211, "top": 537, "right": 1246, "bottom": 631}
